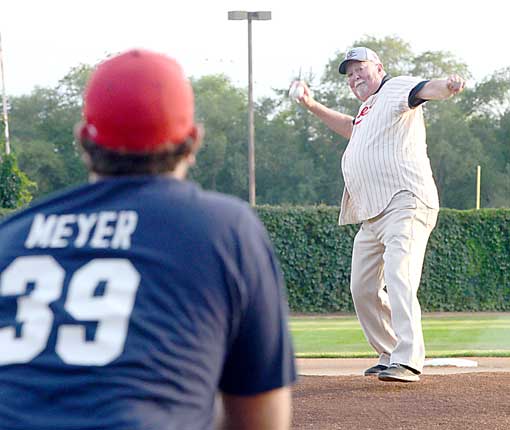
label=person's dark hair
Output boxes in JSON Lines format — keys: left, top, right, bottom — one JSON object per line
{"left": 80, "top": 138, "right": 193, "bottom": 176}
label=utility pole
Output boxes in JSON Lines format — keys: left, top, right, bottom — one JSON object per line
{"left": 476, "top": 165, "right": 481, "bottom": 210}
{"left": 0, "top": 32, "right": 11, "bottom": 156}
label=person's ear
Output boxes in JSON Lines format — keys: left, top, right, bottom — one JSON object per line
{"left": 191, "top": 124, "right": 204, "bottom": 147}
{"left": 74, "top": 121, "right": 99, "bottom": 145}
{"left": 74, "top": 121, "right": 86, "bottom": 142}
{"left": 74, "top": 122, "right": 88, "bottom": 158}
{"left": 190, "top": 124, "right": 204, "bottom": 151}
{"left": 185, "top": 124, "right": 204, "bottom": 166}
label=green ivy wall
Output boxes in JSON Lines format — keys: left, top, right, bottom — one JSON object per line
{"left": 257, "top": 206, "right": 510, "bottom": 312}
{"left": 1, "top": 206, "right": 508, "bottom": 312}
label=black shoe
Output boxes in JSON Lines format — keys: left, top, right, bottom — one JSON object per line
{"left": 378, "top": 363, "right": 420, "bottom": 382}
{"left": 364, "top": 364, "right": 388, "bottom": 376}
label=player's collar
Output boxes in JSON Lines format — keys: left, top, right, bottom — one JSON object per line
{"left": 374, "top": 75, "right": 391, "bottom": 95}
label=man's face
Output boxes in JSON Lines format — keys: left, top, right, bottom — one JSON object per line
{"left": 346, "top": 61, "right": 383, "bottom": 102}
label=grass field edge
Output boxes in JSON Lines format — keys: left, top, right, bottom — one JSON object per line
{"left": 296, "top": 350, "right": 510, "bottom": 359}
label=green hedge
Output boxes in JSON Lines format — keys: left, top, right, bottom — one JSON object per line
{"left": 257, "top": 206, "right": 510, "bottom": 312}
{"left": 2, "top": 205, "right": 509, "bottom": 312}
{"left": 0, "top": 207, "right": 15, "bottom": 218}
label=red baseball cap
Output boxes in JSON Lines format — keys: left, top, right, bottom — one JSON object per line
{"left": 81, "top": 49, "right": 195, "bottom": 153}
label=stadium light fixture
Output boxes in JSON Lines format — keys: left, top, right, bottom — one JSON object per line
{"left": 228, "top": 11, "right": 272, "bottom": 206}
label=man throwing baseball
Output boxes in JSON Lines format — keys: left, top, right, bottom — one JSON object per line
{"left": 0, "top": 49, "right": 296, "bottom": 428}
{"left": 294, "top": 47, "right": 465, "bottom": 382}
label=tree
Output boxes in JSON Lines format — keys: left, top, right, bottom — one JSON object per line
{"left": 6, "top": 65, "right": 92, "bottom": 197}
{"left": 460, "top": 68, "right": 510, "bottom": 207}
{"left": 425, "top": 101, "right": 486, "bottom": 208}
{"left": 255, "top": 97, "right": 319, "bottom": 204}
{"left": 411, "top": 51, "right": 471, "bottom": 80}
{"left": 191, "top": 74, "right": 249, "bottom": 198}
{"left": 13, "top": 138, "right": 69, "bottom": 198}
{"left": 459, "top": 67, "right": 510, "bottom": 119}
{"left": 255, "top": 90, "right": 343, "bottom": 205}
{"left": 0, "top": 153, "right": 36, "bottom": 209}
{"left": 2, "top": 39, "right": 509, "bottom": 209}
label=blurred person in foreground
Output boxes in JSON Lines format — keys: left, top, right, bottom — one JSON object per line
{"left": 293, "top": 47, "right": 465, "bottom": 383}
{"left": 0, "top": 48, "right": 296, "bottom": 429}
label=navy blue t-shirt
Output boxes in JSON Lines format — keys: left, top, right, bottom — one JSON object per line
{"left": 0, "top": 176, "right": 296, "bottom": 430}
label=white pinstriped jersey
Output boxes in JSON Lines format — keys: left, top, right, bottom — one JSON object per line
{"left": 339, "top": 76, "right": 439, "bottom": 225}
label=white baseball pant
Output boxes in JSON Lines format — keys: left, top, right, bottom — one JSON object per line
{"left": 350, "top": 191, "right": 438, "bottom": 373}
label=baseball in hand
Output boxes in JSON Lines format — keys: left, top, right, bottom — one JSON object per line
{"left": 446, "top": 74, "right": 466, "bottom": 94}
{"left": 289, "top": 81, "right": 305, "bottom": 101}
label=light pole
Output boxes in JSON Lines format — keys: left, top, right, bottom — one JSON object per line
{"left": 0, "top": 32, "right": 11, "bottom": 156}
{"left": 228, "top": 11, "right": 271, "bottom": 206}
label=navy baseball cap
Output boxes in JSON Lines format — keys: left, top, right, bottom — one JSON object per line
{"left": 338, "top": 47, "right": 382, "bottom": 74}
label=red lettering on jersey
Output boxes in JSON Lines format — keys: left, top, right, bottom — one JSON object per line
{"left": 354, "top": 105, "right": 372, "bottom": 125}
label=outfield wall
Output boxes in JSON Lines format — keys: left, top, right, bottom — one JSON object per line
{"left": 2, "top": 206, "right": 509, "bottom": 312}
{"left": 257, "top": 207, "right": 510, "bottom": 312}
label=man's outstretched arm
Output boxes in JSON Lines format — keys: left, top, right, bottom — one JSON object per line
{"left": 416, "top": 74, "right": 466, "bottom": 100}
{"left": 296, "top": 81, "right": 354, "bottom": 139}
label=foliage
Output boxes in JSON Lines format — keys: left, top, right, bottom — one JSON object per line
{"left": 1, "top": 36, "right": 509, "bottom": 208}
{"left": 421, "top": 208, "right": 510, "bottom": 311}
{"left": 14, "top": 138, "right": 69, "bottom": 197}
{"left": 256, "top": 206, "right": 510, "bottom": 313}
{"left": 190, "top": 74, "right": 249, "bottom": 198}
{"left": 0, "top": 153, "right": 36, "bottom": 209}
{"left": 4, "top": 65, "right": 91, "bottom": 198}
{"left": 0, "top": 203, "right": 508, "bottom": 313}
{"left": 0, "top": 207, "right": 14, "bottom": 218}
{"left": 410, "top": 50, "right": 471, "bottom": 80}
{"left": 425, "top": 101, "right": 486, "bottom": 208}
{"left": 257, "top": 205, "right": 357, "bottom": 312}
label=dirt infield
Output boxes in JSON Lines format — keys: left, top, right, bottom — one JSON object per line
{"left": 293, "top": 358, "right": 510, "bottom": 429}
{"left": 297, "top": 357, "right": 510, "bottom": 376}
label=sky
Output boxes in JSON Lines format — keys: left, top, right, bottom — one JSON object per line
{"left": 1, "top": 0, "right": 509, "bottom": 100}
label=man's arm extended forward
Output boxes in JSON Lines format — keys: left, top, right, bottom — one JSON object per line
{"left": 417, "top": 74, "right": 466, "bottom": 101}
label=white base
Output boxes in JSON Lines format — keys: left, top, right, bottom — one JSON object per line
{"left": 424, "top": 358, "right": 478, "bottom": 367}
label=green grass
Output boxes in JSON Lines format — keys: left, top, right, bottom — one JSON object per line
{"left": 290, "top": 313, "right": 510, "bottom": 358}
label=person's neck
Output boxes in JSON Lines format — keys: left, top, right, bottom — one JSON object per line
{"left": 88, "top": 164, "right": 188, "bottom": 183}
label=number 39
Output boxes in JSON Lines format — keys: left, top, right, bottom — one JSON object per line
{"left": 0, "top": 256, "right": 140, "bottom": 366}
